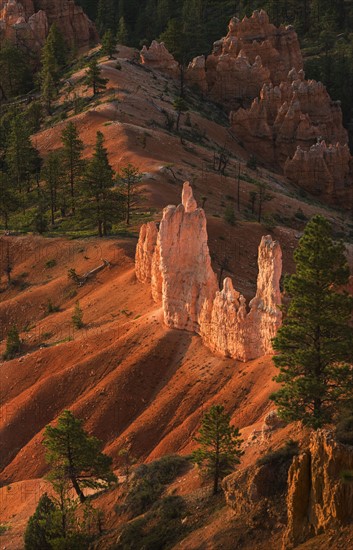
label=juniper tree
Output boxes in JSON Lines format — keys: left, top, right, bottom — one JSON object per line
{"left": 43, "top": 410, "right": 117, "bottom": 503}
{"left": 271, "top": 215, "right": 353, "bottom": 429}
{"left": 192, "top": 404, "right": 243, "bottom": 494}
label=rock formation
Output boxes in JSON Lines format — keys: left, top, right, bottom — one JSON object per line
{"left": 0, "top": 0, "right": 97, "bottom": 52}
{"left": 139, "top": 10, "right": 352, "bottom": 205}
{"left": 135, "top": 182, "right": 282, "bottom": 361}
{"left": 140, "top": 40, "right": 179, "bottom": 76}
{"left": 284, "top": 141, "right": 352, "bottom": 200}
{"left": 230, "top": 74, "right": 349, "bottom": 168}
{"left": 284, "top": 430, "right": 353, "bottom": 548}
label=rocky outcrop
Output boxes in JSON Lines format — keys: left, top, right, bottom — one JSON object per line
{"left": 140, "top": 40, "right": 179, "bottom": 76}
{"left": 197, "top": 9, "right": 302, "bottom": 109}
{"left": 0, "top": 0, "right": 97, "bottom": 52}
{"left": 200, "top": 235, "right": 282, "bottom": 361}
{"left": 284, "top": 141, "right": 352, "bottom": 200}
{"left": 284, "top": 430, "right": 353, "bottom": 548}
{"left": 135, "top": 182, "right": 282, "bottom": 361}
{"left": 230, "top": 74, "right": 349, "bottom": 168}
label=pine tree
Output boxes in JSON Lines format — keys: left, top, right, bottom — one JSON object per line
{"left": 192, "top": 404, "right": 243, "bottom": 494}
{"left": 271, "top": 215, "right": 353, "bottom": 428}
{"left": 0, "top": 41, "right": 33, "bottom": 99}
{"left": 24, "top": 493, "right": 57, "bottom": 550}
{"left": 42, "top": 151, "right": 64, "bottom": 225}
{"left": 61, "top": 122, "right": 84, "bottom": 213}
{"left": 84, "top": 59, "right": 108, "bottom": 96}
{"left": 43, "top": 410, "right": 117, "bottom": 503}
{"left": 96, "top": 0, "right": 117, "bottom": 34}
{"left": 4, "top": 326, "right": 21, "bottom": 360}
{"left": 78, "top": 131, "right": 123, "bottom": 236}
{"left": 117, "top": 16, "right": 129, "bottom": 45}
{"left": 101, "top": 29, "right": 118, "bottom": 58}
{"left": 0, "top": 172, "right": 19, "bottom": 229}
{"left": 6, "top": 116, "right": 39, "bottom": 194}
{"left": 173, "top": 96, "right": 189, "bottom": 132}
{"left": 117, "top": 163, "right": 143, "bottom": 225}
{"left": 72, "top": 301, "right": 84, "bottom": 329}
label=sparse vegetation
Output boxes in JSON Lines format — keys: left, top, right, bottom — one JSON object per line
{"left": 72, "top": 301, "right": 84, "bottom": 329}
{"left": 3, "top": 326, "right": 21, "bottom": 360}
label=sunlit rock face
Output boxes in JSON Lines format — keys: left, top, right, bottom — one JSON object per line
{"left": 284, "top": 430, "right": 353, "bottom": 548}
{"left": 135, "top": 183, "right": 282, "bottom": 361}
{"left": 0, "top": 0, "right": 98, "bottom": 52}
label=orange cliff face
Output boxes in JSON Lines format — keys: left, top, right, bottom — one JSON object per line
{"left": 135, "top": 182, "right": 282, "bottom": 362}
{"left": 0, "top": 0, "right": 98, "bottom": 52}
{"left": 140, "top": 9, "right": 353, "bottom": 207}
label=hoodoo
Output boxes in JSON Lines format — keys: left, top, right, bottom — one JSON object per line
{"left": 136, "top": 182, "right": 282, "bottom": 361}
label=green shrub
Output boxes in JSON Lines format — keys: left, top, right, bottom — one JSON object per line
{"left": 46, "top": 299, "right": 60, "bottom": 314}
{"left": 257, "top": 440, "right": 299, "bottom": 467}
{"left": 3, "top": 326, "right": 21, "bottom": 360}
{"left": 246, "top": 155, "right": 257, "bottom": 170}
{"left": 45, "top": 259, "right": 57, "bottom": 269}
{"left": 123, "top": 455, "right": 188, "bottom": 517}
{"left": 224, "top": 203, "right": 236, "bottom": 226}
{"left": 72, "top": 301, "right": 84, "bottom": 329}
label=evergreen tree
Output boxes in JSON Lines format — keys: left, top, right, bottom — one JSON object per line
{"left": 192, "top": 404, "right": 243, "bottom": 494}
{"left": 6, "top": 116, "right": 39, "bottom": 194}
{"left": 117, "top": 16, "right": 129, "bottom": 45}
{"left": 173, "top": 96, "right": 189, "bottom": 132}
{"left": 72, "top": 301, "right": 84, "bottom": 329}
{"left": 42, "top": 151, "right": 64, "bottom": 225}
{"left": 271, "top": 215, "right": 353, "bottom": 428}
{"left": 0, "top": 172, "right": 19, "bottom": 229}
{"left": 78, "top": 131, "right": 123, "bottom": 236}
{"left": 0, "top": 42, "right": 33, "bottom": 99}
{"left": 43, "top": 410, "right": 117, "bottom": 503}
{"left": 84, "top": 59, "right": 108, "bottom": 96}
{"left": 45, "top": 23, "right": 68, "bottom": 68}
{"left": 101, "top": 29, "right": 118, "bottom": 58}
{"left": 96, "top": 0, "right": 117, "bottom": 34}
{"left": 24, "top": 493, "right": 57, "bottom": 550}
{"left": 4, "top": 326, "right": 21, "bottom": 360}
{"left": 61, "top": 122, "right": 84, "bottom": 213}
{"left": 117, "top": 163, "right": 143, "bottom": 225}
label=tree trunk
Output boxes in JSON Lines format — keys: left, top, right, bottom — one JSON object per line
{"left": 70, "top": 475, "right": 86, "bottom": 503}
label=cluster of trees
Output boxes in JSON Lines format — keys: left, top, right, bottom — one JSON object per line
{"left": 24, "top": 403, "right": 243, "bottom": 549}
{"left": 24, "top": 410, "right": 116, "bottom": 548}
{"left": 0, "top": 116, "right": 143, "bottom": 235}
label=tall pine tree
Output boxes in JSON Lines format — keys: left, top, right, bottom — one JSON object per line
{"left": 271, "top": 215, "right": 353, "bottom": 428}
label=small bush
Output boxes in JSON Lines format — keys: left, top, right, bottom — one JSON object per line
{"left": 294, "top": 209, "right": 308, "bottom": 221}
{"left": 3, "top": 326, "right": 21, "bottom": 360}
{"left": 124, "top": 455, "right": 188, "bottom": 517}
{"left": 257, "top": 440, "right": 299, "bottom": 466}
{"left": 46, "top": 299, "right": 60, "bottom": 314}
{"left": 45, "top": 259, "right": 57, "bottom": 269}
{"left": 246, "top": 155, "right": 257, "bottom": 170}
{"left": 72, "top": 301, "right": 84, "bottom": 329}
{"left": 224, "top": 203, "right": 236, "bottom": 226}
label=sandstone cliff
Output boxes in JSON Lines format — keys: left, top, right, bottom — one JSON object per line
{"left": 140, "top": 40, "right": 179, "bottom": 76}
{"left": 284, "top": 430, "right": 353, "bottom": 548}
{"left": 0, "top": 0, "right": 97, "bottom": 52}
{"left": 135, "top": 182, "right": 282, "bottom": 361}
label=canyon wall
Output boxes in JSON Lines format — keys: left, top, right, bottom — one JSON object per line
{"left": 135, "top": 182, "right": 282, "bottom": 362}
{"left": 0, "top": 0, "right": 98, "bottom": 52}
